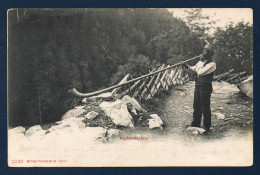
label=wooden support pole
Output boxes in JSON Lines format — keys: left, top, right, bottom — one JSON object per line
{"left": 140, "top": 65, "right": 164, "bottom": 99}
{"left": 226, "top": 71, "right": 246, "bottom": 82}
{"left": 159, "top": 79, "right": 168, "bottom": 91}
{"left": 159, "top": 65, "right": 170, "bottom": 91}
{"left": 214, "top": 69, "right": 234, "bottom": 81}
{"left": 133, "top": 68, "right": 156, "bottom": 98}
{"left": 172, "top": 67, "right": 182, "bottom": 85}
{"left": 168, "top": 67, "right": 177, "bottom": 86}
{"left": 121, "top": 79, "right": 141, "bottom": 96}
{"left": 111, "top": 74, "right": 130, "bottom": 96}
{"left": 145, "top": 65, "right": 166, "bottom": 100}
{"left": 146, "top": 64, "right": 169, "bottom": 100}
{"left": 144, "top": 83, "right": 154, "bottom": 100}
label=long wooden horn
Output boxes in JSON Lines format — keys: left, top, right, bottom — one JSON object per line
{"left": 69, "top": 55, "right": 200, "bottom": 98}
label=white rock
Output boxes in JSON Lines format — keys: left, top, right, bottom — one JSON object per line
{"left": 107, "top": 129, "right": 122, "bottom": 138}
{"left": 47, "top": 124, "right": 73, "bottom": 134}
{"left": 25, "top": 125, "right": 47, "bottom": 140}
{"left": 8, "top": 127, "right": 28, "bottom": 143}
{"left": 192, "top": 130, "right": 199, "bottom": 136}
{"left": 99, "top": 100, "right": 134, "bottom": 127}
{"left": 61, "top": 106, "right": 86, "bottom": 120}
{"left": 82, "top": 98, "right": 88, "bottom": 104}
{"left": 9, "top": 126, "right": 25, "bottom": 134}
{"left": 25, "top": 125, "right": 43, "bottom": 137}
{"left": 148, "top": 114, "right": 163, "bottom": 129}
{"left": 215, "top": 112, "right": 225, "bottom": 119}
{"left": 82, "top": 93, "right": 113, "bottom": 103}
{"left": 186, "top": 126, "right": 206, "bottom": 134}
{"left": 83, "top": 127, "right": 107, "bottom": 142}
{"left": 47, "top": 117, "right": 86, "bottom": 136}
{"left": 8, "top": 133, "right": 29, "bottom": 146}
{"left": 121, "top": 95, "right": 147, "bottom": 113}
{"left": 85, "top": 111, "right": 99, "bottom": 120}
{"left": 60, "top": 117, "right": 86, "bottom": 130}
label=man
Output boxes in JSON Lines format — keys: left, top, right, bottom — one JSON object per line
{"left": 184, "top": 43, "right": 216, "bottom": 132}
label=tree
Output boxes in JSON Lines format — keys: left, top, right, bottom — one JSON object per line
{"left": 213, "top": 22, "right": 253, "bottom": 74}
{"left": 8, "top": 9, "right": 204, "bottom": 127}
{"left": 184, "top": 8, "right": 217, "bottom": 39}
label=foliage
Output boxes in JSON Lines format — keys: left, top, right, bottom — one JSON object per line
{"left": 8, "top": 9, "right": 253, "bottom": 127}
{"left": 8, "top": 9, "right": 197, "bottom": 126}
{"left": 213, "top": 22, "right": 253, "bottom": 74}
{"left": 110, "top": 55, "right": 156, "bottom": 85}
{"left": 184, "top": 8, "right": 217, "bottom": 38}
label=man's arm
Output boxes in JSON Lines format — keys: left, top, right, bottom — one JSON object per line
{"left": 195, "top": 62, "right": 216, "bottom": 76}
{"left": 189, "top": 62, "right": 201, "bottom": 73}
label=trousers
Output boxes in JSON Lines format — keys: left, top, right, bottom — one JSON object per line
{"left": 191, "top": 84, "right": 213, "bottom": 129}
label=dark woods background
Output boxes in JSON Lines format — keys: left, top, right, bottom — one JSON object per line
{"left": 8, "top": 9, "right": 253, "bottom": 127}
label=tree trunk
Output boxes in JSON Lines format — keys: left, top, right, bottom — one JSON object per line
{"left": 38, "top": 92, "right": 42, "bottom": 125}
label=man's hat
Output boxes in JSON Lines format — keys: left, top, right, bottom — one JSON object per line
{"left": 204, "top": 43, "right": 214, "bottom": 52}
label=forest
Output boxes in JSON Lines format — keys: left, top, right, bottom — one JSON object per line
{"left": 8, "top": 9, "right": 253, "bottom": 127}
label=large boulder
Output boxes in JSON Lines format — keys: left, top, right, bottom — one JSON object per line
{"left": 99, "top": 100, "right": 134, "bottom": 127}
{"left": 148, "top": 114, "right": 163, "bottom": 129}
{"left": 121, "top": 95, "right": 147, "bottom": 113}
{"left": 8, "top": 126, "right": 28, "bottom": 143}
{"left": 9, "top": 126, "right": 25, "bottom": 134}
{"left": 25, "top": 125, "right": 47, "bottom": 140}
{"left": 61, "top": 106, "right": 86, "bottom": 120}
{"left": 237, "top": 75, "right": 253, "bottom": 99}
{"left": 47, "top": 123, "right": 73, "bottom": 134}
{"left": 49, "top": 117, "right": 86, "bottom": 133}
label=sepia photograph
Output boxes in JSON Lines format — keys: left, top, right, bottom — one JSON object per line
{"left": 7, "top": 8, "right": 253, "bottom": 167}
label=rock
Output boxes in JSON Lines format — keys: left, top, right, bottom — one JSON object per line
{"left": 186, "top": 126, "right": 206, "bottom": 134}
{"left": 85, "top": 111, "right": 99, "bottom": 120}
{"left": 25, "top": 125, "right": 47, "bottom": 140}
{"left": 82, "top": 92, "right": 113, "bottom": 103}
{"left": 215, "top": 112, "right": 225, "bottom": 119}
{"left": 47, "top": 117, "right": 86, "bottom": 135}
{"left": 126, "top": 103, "right": 137, "bottom": 115}
{"left": 107, "top": 129, "right": 122, "bottom": 138}
{"left": 237, "top": 75, "right": 253, "bottom": 99}
{"left": 192, "top": 130, "right": 199, "bottom": 136}
{"left": 148, "top": 114, "right": 163, "bottom": 129}
{"left": 83, "top": 127, "right": 107, "bottom": 142}
{"left": 121, "top": 95, "right": 147, "bottom": 113}
{"left": 61, "top": 106, "right": 86, "bottom": 120}
{"left": 99, "top": 100, "right": 134, "bottom": 128}
{"left": 48, "top": 123, "right": 71, "bottom": 131}
{"left": 60, "top": 117, "right": 86, "bottom": 130}
{"left": 218, "top": 107, "right": 224, "bottom": 110}
{"left": 8, "top": 126, "right": 28, "bottom": 143}
{"left": 47, "top": 124, "right": 73, "bottom": 135}
{"left": 9, "top": 126, "right": 25, "bottom": 134}
{"left": 25, "top": 125, "right": 43, "bottom": 137}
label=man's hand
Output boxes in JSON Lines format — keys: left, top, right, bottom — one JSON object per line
{"left": 183, "top": 63, "right": 190, "bottom": 69}
{"left": 199, "top": 54, "right": 205, "bottom": 61}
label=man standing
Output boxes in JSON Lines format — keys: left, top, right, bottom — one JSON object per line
{"left": 184, "top": 43, "right": 216, "bottom": 132}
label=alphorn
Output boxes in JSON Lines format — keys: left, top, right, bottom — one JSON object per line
{"left": 69, "top": 55, "right": 200, "bottom": 98}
